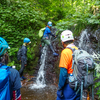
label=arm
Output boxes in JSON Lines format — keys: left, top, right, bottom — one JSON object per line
{"left": 21, "top": 46, "right": 27, "bottom": 65}
{"left": 49, "top": 32, "right": 55, "bottom": 37}
{"left": 58, "top": 50, "right": 70, "bottom": 89}
{"left": 58, "top": 67, "right": 68, "bottom": 89}
{"left": 47, "top": 28, "right": 55, "bottom": 37}
{"left": 13, "top": 89, "right": 21, "bottom": 100}
{"left": 12, "top": 69, "right": 22, "bottom": 100}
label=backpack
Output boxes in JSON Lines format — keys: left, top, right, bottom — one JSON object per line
{"left": 67, "top": 47, "right": 95, "bottom": 100}
{"left": 38, "top": 27, "right": 46, "bottom": 38}
{"left": 17, "top": 47, "right": 22, "bottom": 61}
{"left": 0, "top": 65, "right": 11, "bottom": 100}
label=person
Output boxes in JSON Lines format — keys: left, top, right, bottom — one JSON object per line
{"left": 0, "top": 37, "right": 21, "bottom": 100}
{"left": 19, "top": 37, "right": 31, "bottom": 81}
{"left": 56, "top": 30, "right": 80, "bottom": 100}
{"left": 42, "top": 21, "right": 59, "bottom": 56}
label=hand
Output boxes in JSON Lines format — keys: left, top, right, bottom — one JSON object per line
{"left": 57, "top": 87, "right": 63, "bottom": 98}
{"left": 57, "top": 87, "right": 62, "bottom": 91}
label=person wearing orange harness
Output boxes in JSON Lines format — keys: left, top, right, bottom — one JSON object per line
{"left": 56, "top": 30, "right": 80, "bottom": 100}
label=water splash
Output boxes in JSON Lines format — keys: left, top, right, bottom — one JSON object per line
{"left": 31, "top": 45, "right": 48, "bottom": 89}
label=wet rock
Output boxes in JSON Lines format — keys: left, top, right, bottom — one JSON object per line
{"left": 74, "top": 27, "right": 100, "bottom": 54}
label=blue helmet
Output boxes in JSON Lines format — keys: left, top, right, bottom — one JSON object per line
{"left": 47, "top": 21, "right": 52, "bottom": 26}
{"left": 23, "top": 38, "right": 31, "bottom": 43}
{"left": 0, "top": 37, "right": 10, "bottom": 56}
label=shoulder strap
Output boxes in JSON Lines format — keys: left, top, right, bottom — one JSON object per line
{"left": 66, "top": 47, "right": 76, "bottom": 53}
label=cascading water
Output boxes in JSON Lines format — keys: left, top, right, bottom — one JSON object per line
{"left": 31, "top": 45, "right": 48, "bottom": 89}
{"left": 78, "top": 28, "right": 100, "bottom": 54}
{"left": 24, "top": 42, "right": 57, "bottom": 100}
{"left": 95, "top": 29, "right": 100, "bottom": 53}
{"left": 30, "top": 27, "right": 58, "bottom": 89}
{"left": 78, "top": 29, "right": 90, "bottom": 52}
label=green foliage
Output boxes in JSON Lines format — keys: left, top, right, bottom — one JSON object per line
{"left": 94, "top": 72, "right": 100, "bottom": 99}
{"left": 55, "top": 0, "right": 100, "bottom": 36}
{"left": 7, "top": 61, "right": 15, "bottom": 66}
{"left": 92, "top": 52, "right": 100, "bottom": 98}
{"left": 0, "top": 1, "right": 100, "bottom": 97}
{"left": 0, "top": 1, "right": 45, "bottom": 72}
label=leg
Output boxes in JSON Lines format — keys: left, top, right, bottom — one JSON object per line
{"left": 19, "top": 60, "right": 25, "bottom": 77}
{"left": 49, "top": 44, "right": 55, "bottom": 53}
{"left": 43, "top": 39, "right": 59, "bottom": 56}
{"left": 56, "top": 84, "right": 80, "bottom": 100}
{"left": 43, "top": 39, "right": 54, "bottom": 52}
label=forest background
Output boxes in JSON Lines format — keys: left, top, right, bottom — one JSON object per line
{"left": 0, "top": 0, "right": 100, "bottom": 97}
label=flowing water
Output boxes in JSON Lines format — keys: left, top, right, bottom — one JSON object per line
{"left": 78, "top": 29, "right": 90, "bottom": 50}
{"left": 78, "top": 29, "right": 93, "bottom": 53}
{"left": 21, "top": 85, "right": 57, "bottom": 100}
{"left": 21, "top": 44, "right": 58, "bottom": 100}
{"left": 30, "top": 45, "right": 48, "bottom": 89}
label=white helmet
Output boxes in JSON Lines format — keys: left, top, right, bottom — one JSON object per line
{"left": 61, "top": 30, "right": 74, "bottom": 42}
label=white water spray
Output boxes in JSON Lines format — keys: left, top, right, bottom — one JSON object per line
{"left": 31, "top": 45, "right": 48, "bottom": 89}
{"left": 78, "top": 29, "right": 90, "bottom": 52}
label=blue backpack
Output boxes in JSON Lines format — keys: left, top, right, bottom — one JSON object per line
{"left": 0, "top": 65, "right": 11, "bottom": 100}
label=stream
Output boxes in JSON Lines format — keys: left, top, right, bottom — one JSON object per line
{"left": 21, "top": 85, "right": 57, "bottom": 100}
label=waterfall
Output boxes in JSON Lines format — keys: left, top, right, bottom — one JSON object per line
{"left": 95, "top": 29, "right": 100, "bottom": 53}
{"left": 78, "top": 29, "right": 91, "bottom": 53}
{"left": 31, "top": 45, "right": 48, "bottom": 89}
{"left": 30, "top": 27, "right": 58, "bottom": 89}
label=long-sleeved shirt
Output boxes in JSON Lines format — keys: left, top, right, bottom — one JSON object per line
{"left": 21, "top": 45, "right": 27, "bottom": 65}
{"left": 43, "top": 27, "right": 55, "bottom": 38}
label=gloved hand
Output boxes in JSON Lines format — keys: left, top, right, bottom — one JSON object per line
{"left": 57, "top": 87, "right": 64, "bottom": 98}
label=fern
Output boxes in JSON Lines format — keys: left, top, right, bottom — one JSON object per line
{"left": 91, "top": 52, "right": 100, "bottom": 98}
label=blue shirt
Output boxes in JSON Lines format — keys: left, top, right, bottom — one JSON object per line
{"left": 43, "top": 27, "right": 55, "bottom": 38}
